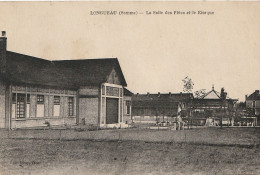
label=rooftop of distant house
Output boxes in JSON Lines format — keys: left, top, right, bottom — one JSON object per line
{"left": 246, "top": 90, "right": 260, "bottom": 100}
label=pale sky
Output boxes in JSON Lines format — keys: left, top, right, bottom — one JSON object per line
{"left": 0, "top": 2, "right": 259, "bottom": 101}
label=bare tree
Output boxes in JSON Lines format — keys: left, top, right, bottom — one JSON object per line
{"left": 194, "top": 89, "right": 207, "bottom": 98}
{"left": 182, "top": 76, "right": 194, "bottom": 93}
{"left": 220, "top": 88, "right": 227, "bottom": 100}
{"left": 220, "top": 87, "right": 227, "bottom": 128}
{"left": 182, "top": 76, "right": 194, "bottom": 129}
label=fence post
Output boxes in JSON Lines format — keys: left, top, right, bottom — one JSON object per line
{"left": 59, "top": 130, "right": 62, "bottom": 141}
{"left": 118, "top": 132, "right": 121, "bottom": 141}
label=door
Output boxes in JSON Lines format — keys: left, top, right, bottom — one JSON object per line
{"left": 106, "top": 98, "right": 119, "bottom": 124}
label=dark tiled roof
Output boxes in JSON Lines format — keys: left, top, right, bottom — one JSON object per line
{"left": 124, "top": 88, "right": 133, "bottom": 96}
{"left": 132, "top": 93, "right": 193, "bottom": 108}
{"left": 4, "top": 51, "right": 127, "bottom": 88}
{"left": 247, "top": 90, "right": 260, "bottom": 100}
{"left": 133, "top": 93, "right": 193, "bottom": 102}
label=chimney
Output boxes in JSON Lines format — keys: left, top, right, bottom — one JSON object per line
{"left": 169, "top": 92, "right": 171, "bottom": 96}
{"left": 147, "top": 92, "right": 150, "bottom": 96}
{"left": 245, "top": 95, "right": 247, "bottom": 100}
{"left": 255, "top": 90, "right": 259, "bottom": 94}
{"left": 0, "top": 31, "right": 7, "bottom": 74}
{"left": 158, "top": 92, "right": 160, "bottom": 97}
{"left": 2, "top": 31, "right": 6, "bottom": 37}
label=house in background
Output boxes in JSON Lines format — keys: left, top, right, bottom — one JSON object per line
{"left": 245, "top": 90, "right": 260, "bottom": 116}
{"left": 0, "top": 31, "right": 129, "bottom": 129}
{"left": 245, "top": 90, "right": 260, "bottom": 126}
{"left": 191, "top": 86, "right": 238, "bottom": 126}
{"left": 131, "top": 92, "right": 193, "bottom": 124}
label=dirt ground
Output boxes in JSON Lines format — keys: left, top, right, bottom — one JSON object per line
{"left": 0, "top": 128, "right": 259, "bottom": 175}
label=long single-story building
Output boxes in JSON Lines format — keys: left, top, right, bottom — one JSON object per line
{"left": 0, "top": 31, "right": 130, "bottom": 129}
{"left": 132, "top": 92, "right": 193, "bottom": 124}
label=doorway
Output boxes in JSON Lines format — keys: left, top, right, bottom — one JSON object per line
{"left": 106, "top": 98, "right": 119, "bottom": 124}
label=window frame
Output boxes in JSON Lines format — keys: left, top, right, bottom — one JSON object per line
{"left": 26, "top": 94, "right": 30, "bottom": 104}
{"left": 253, "top": 101, "right": 256, "bottom": 108}
{"left": 37, "top": 95, "right": 44, "bottom": 104}
{"left": 68, "top": 97, "right": 74, "bottom": 116}
{"left": 16, "top": 93, "right": 26, "bottom": 119}
{"left": 126, "top": 100, "right": 131, "bottom": 115}
{"left": 54, "top": 96, "right": 61, "bottom": 105}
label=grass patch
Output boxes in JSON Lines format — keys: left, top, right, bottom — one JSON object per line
{"left": 0, "top": 128, "right": 259, "bottom": 175}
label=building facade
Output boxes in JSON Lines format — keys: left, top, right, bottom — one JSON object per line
{"left": 245, "top": 90, "right": 260, "bottom": 116}
{"left": 132, "top": 92, "right": 193, "bottom": 124}
{"left": 122, "top": 88, "right": 133, "bottom": 124}
{"left": 0, "top": 32, "right": 129, "bottom": 129}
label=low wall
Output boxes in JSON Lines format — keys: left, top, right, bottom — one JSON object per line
{"left": 11, "top": 117, "right": 76, "bottom": 129}
{"left": 133, "top": 116, "right": 175, "bottom": 123}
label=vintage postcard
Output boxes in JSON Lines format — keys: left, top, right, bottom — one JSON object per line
{"left": 0, "top": 2, "right": 259, "bottom": 175}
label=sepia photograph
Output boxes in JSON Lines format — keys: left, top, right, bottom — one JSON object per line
{"left": 0, "top": 2, "right": 259, "bottom": 175}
